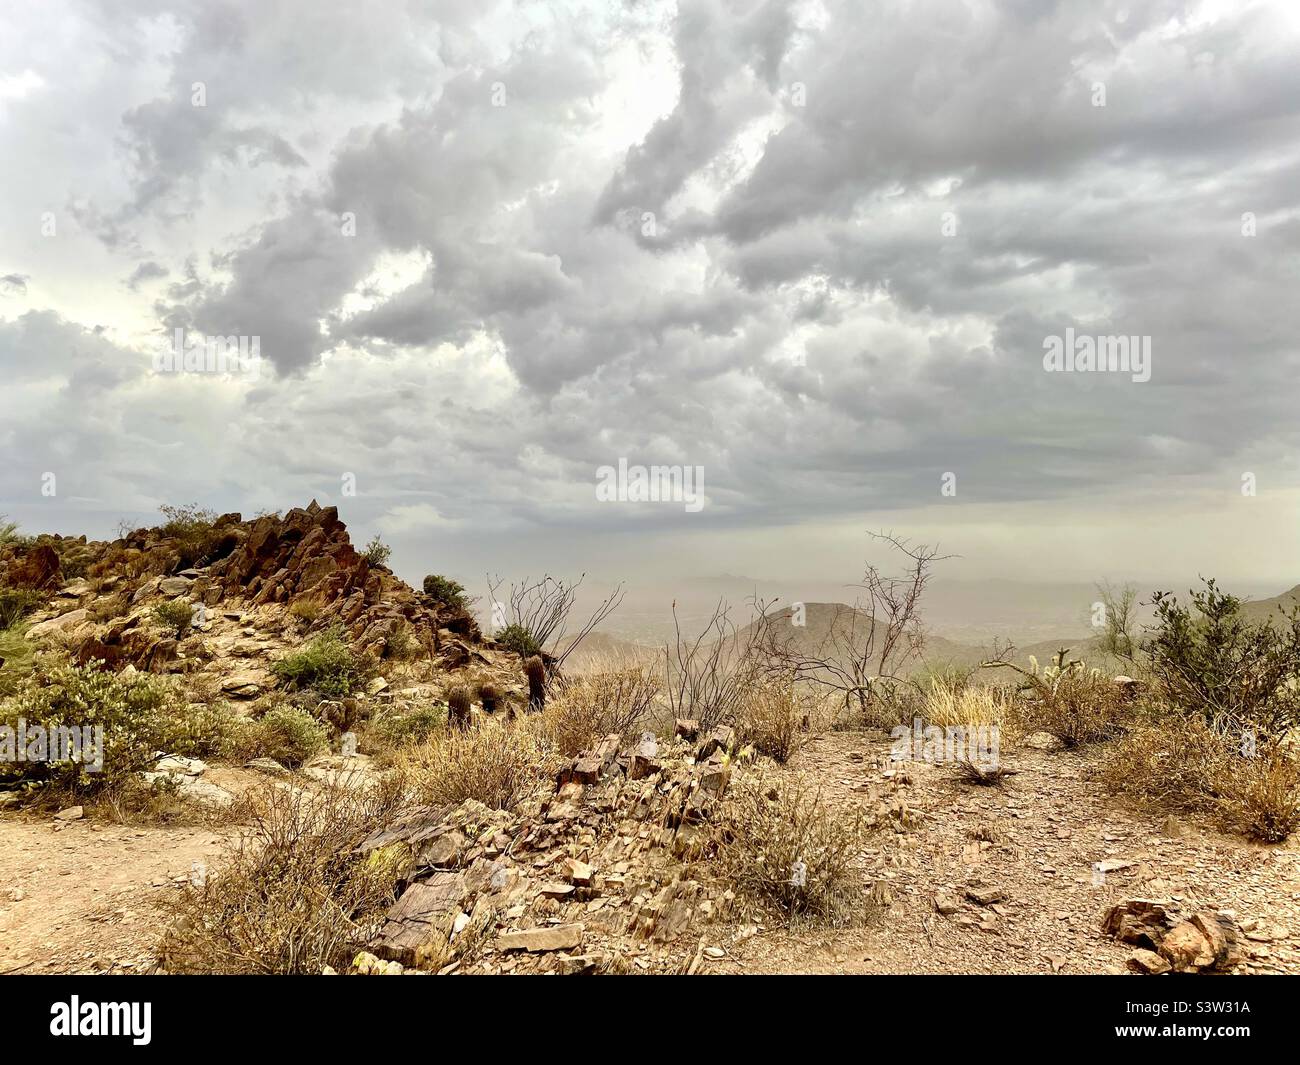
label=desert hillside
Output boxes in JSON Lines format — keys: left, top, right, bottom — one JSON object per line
{"left": 1, "top": 507, "right": 1299, "bottom": 978}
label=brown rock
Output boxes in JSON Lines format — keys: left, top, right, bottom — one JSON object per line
{"left": 965, "top": 884, "right": 1005, "bottom": 906}
{"left": 1159, "top": 921, "right": 1215, "bottom": 972}
{"left": 934, "top": 890, "right": 962, "bottom": 915}
{"left": 498, "top": 924, "right": 583, "bottom": 953}
{"left": 1127, "top": 949, "right": 1172, "bottom": 975}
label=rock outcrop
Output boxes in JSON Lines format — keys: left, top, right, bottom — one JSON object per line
{"left": 357, "top": 731, "right": 742, "bottom": 975}
{"left": 1103, "top": 898, "right": 1245, "bottom": 974}
{"left": 18, "top": 502, "right": 481, "bottom": 670}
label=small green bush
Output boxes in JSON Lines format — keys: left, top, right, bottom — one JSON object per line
{"left": 238, "top": 706, "right": 327, "bottom": 769}
{"left": 361, "top": 535, "right": 391, "bottom": 568}
{"left": 373, "top": 703, "right": 447, "bottom": 749}
{"left": 271, "top": 625, "right": 377, "bottom": 697}
{"left": 158, "top": 503, "right": 222, "bottom": 567}
{"left": 421, "top": 575, "right": 467, "bottom": 610}
{"left": 0, "top": 625, "right": 35, "bottom": 698}
{"left": 496, "top": 623, "right": 541, "bottom": 659}
{"left": 1148, "top": 579, "right": 1300, "bottom": 737}
{"left": 151, "top": 599, "right": 195, "bottom": 638}
{"left": 0, "top": 662, "right": 209, "bottom": 796}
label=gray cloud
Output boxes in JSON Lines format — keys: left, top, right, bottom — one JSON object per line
{"left": 2, "top": 0, "right": 1300, "bottom": 589}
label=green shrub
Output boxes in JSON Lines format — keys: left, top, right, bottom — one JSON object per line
{"left": 496, "top": 623, "right": 541, "bottom": 659}
{"left": 421, "top": 575, "right": 467, "bottom": 610}
{"left": 372, "top": 703, "right": 447, "bottom": 749}
{"left": 271, "top": 625, "right": 377, "bottom": 698}
{"left": 1147, "top": 579, "right": 1300, "bottom": 737}
{"left": 384, "top": 622, "right": 416, "bottom": 660}
{"left": 361, "top": 535, "right": 391, "bottom": 568}
{"left": 238, "top": 706, "right": 327, "bottom": 768}
{"left": 151, "top": 599, "right": 195, "bottom": 638}
{"left": 0, "top": 662, "right": 206, "bottom": 796}
{"left": 0, "top": 588, "right": 42, "bottom": 629}
{"left": 158, "top": 503, "right": 222, "bottom": 567}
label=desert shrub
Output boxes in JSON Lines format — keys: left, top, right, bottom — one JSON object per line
{"left": 710, "top": 769, "right": 873, "bottom": 924}
{"left": 422, "top": 574, "right": 468, "bottom": 610}
{"left": 858, "top": 677, "right": 925, "bottom": 730}
{"left": 545, "top": 667, "right": 660, "bottom": 755}
{"left": 288, "top": 596, "right": 324, "bottom": 624}
{"left": 0, "top": 588, "right": 42, "bottom": 629}
{"left": 0, "top": 662, "right": 208, "bottom": 796}
{"left": 1147, "top": 579, "right": 1300, "bottom": 737}
{"left": 496, "top": 623, "right": 541, "bottom": 659}
{"left": 397, "top": 715, "right": 559, "bottom": 810}
{"left": 233, "top": 705, "right": 328, "bottom": 768}
{"left": 1000, "top": 653, "right": 1122, "bottom": 747}
{"left": 157, "top": 503, "right": 222, "bottom": 568}
{"left": 87, "top": 590, "right": 132, "bottom": 623}
{"left": 371, "top": 702, "right": 447, "bottom": 751}
{"left": 1215, "top": 743, "right": 1300, "bottom": 843}
{"left": 151, "top": 599, "right": 195, "bottom": 638}
{"left": 384, "top": 622, "right": 416, "bottom": 661}
{"left": 0, "top": 516, "right": 20, "bottom": 545}
{"left": 271, "top": 625, "right": 376, "bottom": 698}
{"left": 736, "top": 679, "right": 811, "bottom": 764}
{"left": 158, "top": 781, "right": 409, "bottom": 974}
{"left": 1102, "top": 713, "right": 1300, "bottom": 842}
{"left": 361, "top": 535, "right": 391, "bottom": 568}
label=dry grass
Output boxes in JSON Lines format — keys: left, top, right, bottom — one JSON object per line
{"left": 158, "top": 779, "right": 409, "bottom": 974}
{"left": 922, "top": 677, "right": 1015, "bottom": 733}
{"left": 1008, "top": 662, "right": 1124, "bottom": 748}
{"left": 395, "top": 714, "right": 560, "bottom": 810}
{"left": 545, "top": 666, "right": 661, "bottom": 755}
{"left": 1101, "top": 713, "right": 1300, "bottom": 842}
{"left": 736, "top": 679, "right": 814, "bottom": 764}
{"left": 709, "top": 768, "right": 875, "bottom": 926}
{"left": 288, "top": 595, "right": 325, "bottom": 625}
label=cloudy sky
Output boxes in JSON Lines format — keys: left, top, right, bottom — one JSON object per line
{"left": 2, "top": 0, "right": 1300, "bottom": 600}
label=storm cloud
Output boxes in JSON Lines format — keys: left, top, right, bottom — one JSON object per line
{"left": 2, "top": 0, "right": 1299, "bottom": 588}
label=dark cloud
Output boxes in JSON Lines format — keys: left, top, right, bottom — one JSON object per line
{"left": 2, "top": 0, "right": 1299, "bottom": 585}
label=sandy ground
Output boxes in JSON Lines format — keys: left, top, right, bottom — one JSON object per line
{"left": 714, "top": 731, "right": 1300, "bottom": 974}
{"left": 2, "top": 730, "right": 1298, "bottom": 976}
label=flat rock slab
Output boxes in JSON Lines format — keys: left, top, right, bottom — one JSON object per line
{"left": 498, "top": 924, "right": 583, "bottom": 953}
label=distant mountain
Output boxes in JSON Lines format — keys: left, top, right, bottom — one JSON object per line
{"left": 1239, "top": 584, "right": 1300, "bottom": 625}
{"left": 732, "top": 601, "right": 1120, "bottom": 680}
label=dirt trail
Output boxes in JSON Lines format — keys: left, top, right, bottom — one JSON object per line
{"left": 3, "top": 729, "right": 1298, "bottom": 976}
{"left": 721, "top": 731, "right": 1300, "bottom": 975}
{"left": 0, "top": 815, "right": 232, "bottom": 974}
